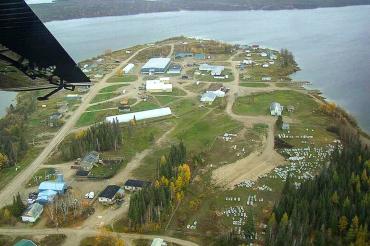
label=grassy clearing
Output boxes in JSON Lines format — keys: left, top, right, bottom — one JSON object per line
{"left": 155, "top": 96, "right": 179, "bottom": 106}
{"left": 107, "top": 75, "right": 138, "bottom": 83}
{"left": 80, "top": 236, "right": 124, "bottom": 246}
{"left": 87, "top": 101, "right": 116, "bottom": 111}
{"left": 239, "top": 82, "right": 270, "bottom": 88}
{"left": 26, "top": 167, "right": 56, "bottom": 188}
{"left": 76, "top": 109, "right": 117, "bottom": 127}
{"left": 130, "top": 45, "right": 171, "bottom": 63}
{"left": 91, "top": 92, "right": 120, "bottom": 104}
{"left": 131, "top": 100, "right": 160, "bottom": 112}
{"left": 184, "top": 82, "right": 208, "bottom": 93}
{"left": 100, "top": 84, "right": 129, "bottom": 93}
{"left": 195, "top": 68, "right": 234, "bottom": 82}
{"left": 233, "top": 90, "right": 316, "bottom": 116}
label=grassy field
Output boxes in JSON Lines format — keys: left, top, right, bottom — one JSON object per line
{"left": 91, "top": 92, "right": 120, "bottom": 104}
{"left": 87, "top": 101, "right": 116, "bottom": 111}
{"left": 131, "top": 100, "right": 160, "bottom": 112}
{"left": 107, "top": 75, "right": 138, "bottom": 83}
{"left": 233, "top": 90, "right": 315, "bottom": 116}
{"left": 239, "top": 82, "right": 270, "bottom": 88}
{"left": 195, "top": 68, "right": 234, "bottom": 82}
{"left": 155, "top": 95, "right": 180, "bottom": 106}
{"left": 76, "top": 109, "right": 117, "bottom": 127}
{"left": 26, "top": 167, "right": 56, "bottom": 187}
{"left": 99, "top": 84, "right": 129, "bottom": 93}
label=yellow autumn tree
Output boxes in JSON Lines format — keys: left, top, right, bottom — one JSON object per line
{"left": 0, "top": 153, "right": 8, "bottom": 169}
{"left": 154, "top": 180, "right": 160, "bottom": 188}
{"left": 175, "top": 175, "right": 183, "bottom": 192}
{"left": 160, "top": 176, "right": 169, "bottom": 186}
{"left": 181, "top": 164, "right": 191, "bottom": 184}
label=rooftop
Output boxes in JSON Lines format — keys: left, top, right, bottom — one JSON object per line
{"left": 106, "top": 107, "right": 172, "bottom": 123}
{"left": 124, "top": 179, "right": 151, "bottom": 188}
{"left": 142, "top": 58, "right": 171, "bottom": 69}
{"left": 99, "top": 185, "right": 121, "bottom": 199}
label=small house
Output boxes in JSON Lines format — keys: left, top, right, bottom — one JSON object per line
{"left": 124, "top": 179, "right": 151, "bottom": 191}
{"left": 260, "top": 52, "right": 268, "bottom": 57}
{"left": 262, "top": 76, "right": 272, "bottom": 81}
{"left": 98, "top": 185, "right": 124, "bottom": 204}
{"left": 14, "top": 239, "right": 38, "bottom": 246}
{"left": 21, "top": 203, "right": 43, "bottom": 223}
{"left": 80, "top": 151, "right": 100, "bottom": 172}
{"left": 262, "top": 63, "right": 269, "bottom": 68}
{"left": 270, "top": 102, "right": 283, "bottom": 116}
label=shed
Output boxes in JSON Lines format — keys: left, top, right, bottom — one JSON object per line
{"left": 106, "top": 107, "right": 172, "bottom": 123}
{"left": 21, "top": 203, "right": 43, "bottom": 223}
{"left": 80, "top": 151, "right": 99, "bottom": 172}
{"left": 98, "top": 185, "right": 124, "bottom": 204}
{"left": 124, "top": 179, "right": 151, "bottom": 191}
{"left": 14, "top": 239, "right": 38, "bottom": 246}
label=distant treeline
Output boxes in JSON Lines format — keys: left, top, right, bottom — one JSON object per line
{"left": 0, "top": 93, "right": 37, "bottom": 169}
{"left": 264, "top": 136, "right": 370, "bottom": 245}
{"left": 31, "top": 0, "right": 370, "bottom": 22}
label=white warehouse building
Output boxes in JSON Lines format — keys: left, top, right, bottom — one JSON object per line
{"left": 123, "top": 63, "right": 134, "bottom": 74}
{"left": 106, "top": 107, "right": 172, "bottom": 123}
{"left": 146, "top": 80, "right": 172, "bottom": 92}
{"left": 141, "top": 58, "right": 171, "bottom": 74}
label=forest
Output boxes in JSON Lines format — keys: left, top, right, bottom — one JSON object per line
{"left": 30, "top": 0, "right": 370, "bottom": 22}
{"left": 128, "top": 142, "right": 191, "bottom": 230}
{"left": 0, "top": 93, "right": 37, "bottom": 169}
{"left": 265, "top": 137, "right": 369, "bottom": 245}
{"left": 60, "top": 120, "right": 122, "bottom": 160}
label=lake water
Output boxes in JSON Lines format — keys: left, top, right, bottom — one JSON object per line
{"left": 2, "top": 6, "right": 370, "bottom": 132}
{"left": 0, "top": 91, "right": 16, "bottom": 116}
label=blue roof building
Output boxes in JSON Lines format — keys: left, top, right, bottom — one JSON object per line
{"left": 37, "top": 174, "right": 67, "bottom": 204}
{"left": 175, "top": 52, "right": 193, "bottom": 59}
{"left": 194, "top": 53, "right": 206, "bottom": 59}
{"left": 14, "top": 239, "right": 37, "bottom": 246}
{"left": 141, "top": 58, "right": 171, "bottom": 74}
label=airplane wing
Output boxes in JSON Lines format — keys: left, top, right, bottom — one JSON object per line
{"left": 0, "top": 0, "right": 90, "bottom": 94}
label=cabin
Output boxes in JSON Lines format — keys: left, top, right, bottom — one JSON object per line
{"left": 151, "top": 238, "right": 167, "bottom": 246}
{"left": 98, "top": 185, "right": 124, "bottom": 204}
{"left": 124, "top": 179, "right": 151, "bottom": 191}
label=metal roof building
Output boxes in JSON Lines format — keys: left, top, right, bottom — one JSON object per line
{"left": 199, "top": 64, "right": 225, "bottom": 76}
{"left": 80, "top": 151, "right": 99, "bottom": 172}
{"left": 141, "top": 58, "right": 171, "bottom": 74}
{"left": 146, "top": 80, "right": 173, "bottom": 92}
{"left": 106, "top": 107, "right": 172, "bottom": 123}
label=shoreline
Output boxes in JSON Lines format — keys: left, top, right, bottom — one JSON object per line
{"left": 32, "top": 4, "right": 370, "bottom": 22}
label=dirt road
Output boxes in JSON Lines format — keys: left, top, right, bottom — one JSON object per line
{"left": 0, "top": 228, "right": 198, "bottom": 246}
{"left": 0, "top": 47, "right": 147, "bottom": 208}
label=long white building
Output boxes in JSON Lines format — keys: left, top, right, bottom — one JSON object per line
{"left": 106, "top": 107, "right": 172, "bottom": 123}
{"left": 146, "top": 80, "right": 172, "bottom": 92}
{"left": 123, "top": 63, "right": 134, "bottom": 74}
